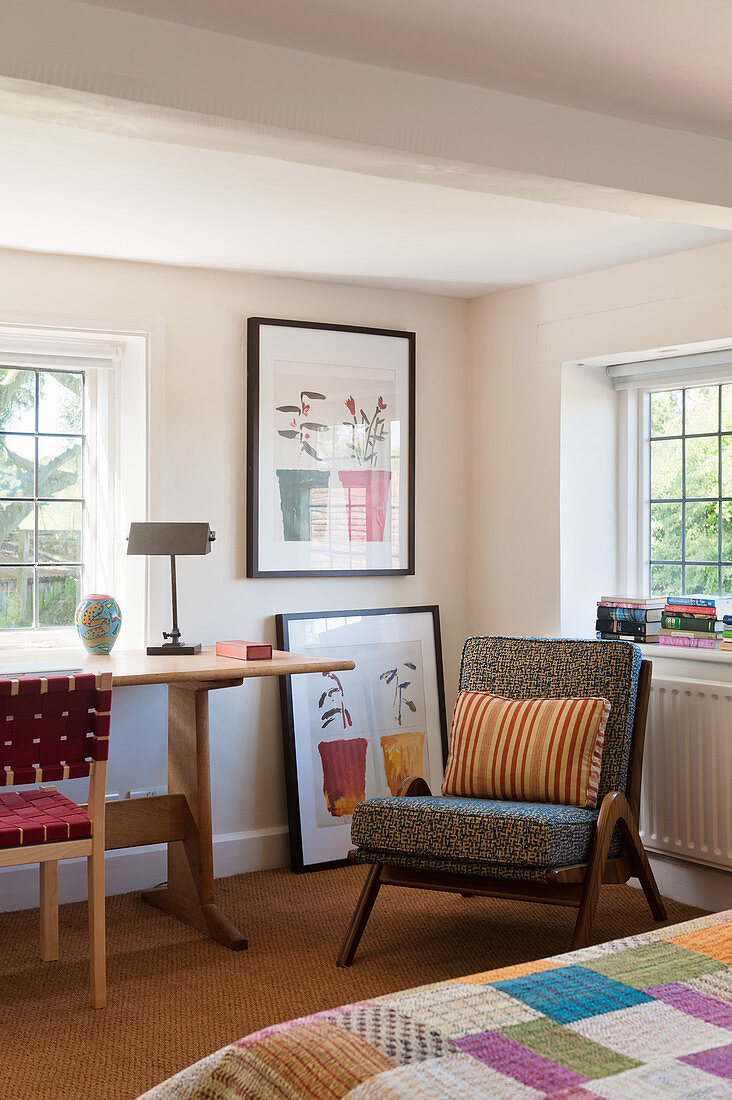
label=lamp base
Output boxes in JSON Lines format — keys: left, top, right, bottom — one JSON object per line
{"left": 147, "top": 642, "right": 201, "bottom": 656}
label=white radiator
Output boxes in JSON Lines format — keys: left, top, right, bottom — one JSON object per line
{"left": 640, "top": 677, "right": 732, "bottom": 872}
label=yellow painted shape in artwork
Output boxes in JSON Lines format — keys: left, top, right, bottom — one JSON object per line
{"left": 380, "top": 731, "right": 426, "bottom": 795}
{"left": 331, "top": 794, "right": 361, "bottom": 817}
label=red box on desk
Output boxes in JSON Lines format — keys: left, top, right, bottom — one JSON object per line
{"left": 215, "top": 640, "right": 273, "bottom": 660}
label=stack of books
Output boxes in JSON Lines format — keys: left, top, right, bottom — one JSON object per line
{"left": 659, "top": 596, "right": 721, "bottom": 650}
{"left": 595, "top": 596, "right": 664, "bottom": 644}
{"left": 718, "top": 616, "right": 732, "bottom": 652}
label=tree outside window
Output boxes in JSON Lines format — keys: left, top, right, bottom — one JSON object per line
{"left": 0, "top": 368, "right": 84, "bottom": 629}
{"left": 649, "top": 383, "right": 732, "bottom": 597}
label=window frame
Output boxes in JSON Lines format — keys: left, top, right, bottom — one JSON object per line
{"left": 0, "top": 364, "right": 87, "bottom": 638}
{"left": 633, "top": 378, "right": 732, "bottom": 599}
{"left": 0, "top": 319, "right": 153, "bottom": 651}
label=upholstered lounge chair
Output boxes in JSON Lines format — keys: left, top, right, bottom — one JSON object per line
{"left": 337, "top": 636, "right": 665, "bottom": 967}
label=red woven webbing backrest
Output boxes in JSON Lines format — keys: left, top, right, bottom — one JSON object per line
{"left": 0, "top": 673, "right": 112, "bottom": 786}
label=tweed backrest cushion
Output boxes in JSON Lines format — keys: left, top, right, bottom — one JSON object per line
{"left": 441, "top": 691, "right": 610, "bottom": 808}
{"left": 458, "top": 638, "right": 641, "bottom": 802}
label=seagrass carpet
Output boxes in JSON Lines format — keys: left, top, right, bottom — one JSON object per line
{"left": 0, "top": 866, "right": 705, "bottom": 1100}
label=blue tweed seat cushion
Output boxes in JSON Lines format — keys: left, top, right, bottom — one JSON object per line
{"left": 351, "top": 796, "right": 598, "bottom": 880}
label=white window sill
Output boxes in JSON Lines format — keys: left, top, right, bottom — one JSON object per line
{"left": 639, "top": 642, "right": 732, "bottom": 665}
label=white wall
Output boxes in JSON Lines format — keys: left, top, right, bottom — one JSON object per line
{"left": 0, "top": 247, "right": 469, "bottom": 904}
{"left": 468, "top": 237, "right": 732, "bottom": 637}
{"left": 5, "top": 232, "right": 732, "bottom": 908}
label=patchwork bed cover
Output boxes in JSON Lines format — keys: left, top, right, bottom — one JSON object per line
{"left": 140, "top": 909, "right": 732, "bottom": 1099}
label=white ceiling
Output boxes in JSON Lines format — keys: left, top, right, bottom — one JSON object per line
{"left": 79, "top": 0, "right": 732, "bottom": 139}
{"left": 0, "top": 114, "right": 727, "bottom": 296}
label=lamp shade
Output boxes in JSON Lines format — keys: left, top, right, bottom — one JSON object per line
{"left": 127, "top": 522, "right": 214, "bottom": 556}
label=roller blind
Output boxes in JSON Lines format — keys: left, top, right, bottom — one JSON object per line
{"left": 0, "top": 334, "right": 120, "bottom": 371}
{"left": 607, "top": 348, "right": 732, "bottom": 390}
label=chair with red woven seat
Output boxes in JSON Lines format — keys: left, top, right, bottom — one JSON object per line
{"left": 0, "top": 672, "right": 113, "bottom": 1008}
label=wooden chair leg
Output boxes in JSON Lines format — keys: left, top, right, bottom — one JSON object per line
{"left": 572, "top": 791, "right": 665, "bottom": 951}
{"left": 618, "top": 816, "right": 667, "bottom": 922}
{"left": 87, "top": 852, "right": 106, "bottom": 1009}
{"left": 39, "top": 861, "right": 59, "bottom": 962}
{"left": 337, "top": 863, "right": 383, "bottom": 968}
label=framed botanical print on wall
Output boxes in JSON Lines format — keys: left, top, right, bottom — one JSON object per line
{"left": 247, "top": 318, "right": 415, "bottom": 577}
{"left": 276, "top": 605, "right": 447, "bottom": 873}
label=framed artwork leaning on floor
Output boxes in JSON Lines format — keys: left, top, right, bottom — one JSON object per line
{"left": 276, "top": 606, "right": 448, "bottom": 872}
{"left": 247, "top": 318, "right": 415, "bottom": 577}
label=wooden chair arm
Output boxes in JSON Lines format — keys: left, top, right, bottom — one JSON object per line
{"left": 395, "top": 776, "right": 432, "bottom": 797}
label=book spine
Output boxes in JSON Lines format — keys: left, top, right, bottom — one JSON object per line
{"left": 596, "top": 607, "right": 650, "bottom": 623}
{"left": 598, "top": 600, "right": 660, "bottom": 608}
{"left": 597, "top": 633, "right": 657, "bottom": 643}
{"left": 661, "top": 614, "right": 717, "bottom": 632}
{"left": 658, "top": 635, "right": 716, "bottom": 649}
{"left": 664, "top": 604, "right": 716, "bottom": 616}
{"left": 658, "top": 628, "right": 720, "bottom": 640}
{"left": 666, "top": 597, "right": 716, "bottom": 608}
{"left": 595, "top": 620, "right": 649, "bottom": 635}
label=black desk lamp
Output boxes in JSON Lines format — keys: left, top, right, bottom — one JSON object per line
{"left": 127, "top": 522, "right": 215, "bottom": 655}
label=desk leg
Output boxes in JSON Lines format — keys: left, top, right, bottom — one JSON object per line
{"left": 141, "top": 682, "right": 248, "bottom": 950}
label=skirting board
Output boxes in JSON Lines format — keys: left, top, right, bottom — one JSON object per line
{"left": 630, "top": 853, "right": 731, "bottom": 914}
{"left": 0, "top": 825, "right": 290, "bottom": 912}
{"left": 2, "top": 836, "right": 725, "bottom": 915}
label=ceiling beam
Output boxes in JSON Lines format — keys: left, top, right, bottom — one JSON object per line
{"left": 2, "top": 0, "right": 732, "bottom": 229}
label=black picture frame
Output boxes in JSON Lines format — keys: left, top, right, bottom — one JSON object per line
{"left": 247, "top": 317, "right": 416, "bottom": 577}
{"left": 277, "top": 605, "right": 448, "bottom": 873}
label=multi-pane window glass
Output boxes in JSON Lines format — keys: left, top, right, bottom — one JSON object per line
{"left": 649, "top": 384, "right": 732, "bottom": 597}
{"left": 0, "top": 368, "right": 84, "bottom": 628}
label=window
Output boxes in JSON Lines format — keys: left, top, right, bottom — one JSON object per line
{"left": 0, "top": 368, "right": 85, "bottom": 629}
{"left": 648, "top": 383, "right": 732, "bottom": 598}
{"left": 0, "top": 323, "right": 150, "bottom": 648}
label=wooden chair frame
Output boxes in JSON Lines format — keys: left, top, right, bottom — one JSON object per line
{"left": 0, "top": 672, "right": 112, "bottom": 1008}
{"left": 338, "top": 660, "right": 665, "bottom": 967}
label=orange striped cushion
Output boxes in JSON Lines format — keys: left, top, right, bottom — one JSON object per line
{"left": 441, "top": 691, "right": 610, "bottom": 809}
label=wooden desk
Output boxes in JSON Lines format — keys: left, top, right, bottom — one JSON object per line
{"left": 3, "top": 646, "right": 355, "bottom": 950}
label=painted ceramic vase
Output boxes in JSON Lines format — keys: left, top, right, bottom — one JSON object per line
{"left": 75, "top": 594, "right": 122, "bottom": 655}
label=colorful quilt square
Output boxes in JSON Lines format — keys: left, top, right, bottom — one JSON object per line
{"left": 546, "top": 1090, "right": 608, "bottom": 1099}
{"left": 382, "top": 984, "right": 541, "bottom": 1038}
{"left": 582, "top": 1058, "right": 732, "bottom": 1099}
{"left": 687, "top": 971, "right": 732, "bottom": 1009}
{"left": 453, "top": 1030, "right": 585, "bottom": 1091}
{"left": 551, "top": 935, "right": 653, "bottom": 968}
{"left": 670, "top": 927, "right": 732, "bottom": 966}
{"left": 199, "top": 1020, "right": 394, "bottom": 1099}
{"left": 331, "top": 1005, "right": 454, "bottom": 1063}
{"left": 448, "top": 959, "right": 563, "bottom": 985}
{"left": 343, "top": 1052, "right": 542, "bottom": 1099}
{"left": 501, "top": 1017, "right": 639, "bottom": 1080}
{"left": 582, "top": 941, "right": 722, "bottom": 991}
{"left": 647, "top": 982, "right": 732, "bottom": 1028}
{"left": 568, "top": 1001, "right": 732, "bottom": 1061}
{"left": 371, "top": 981, "right": 453, "bottom": 1005}
{"left": 682, "top": 1042, "right": 732, "bottom": 1082}
{"left": 493, "top": 966, "right": 652, "bottom": 1024}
